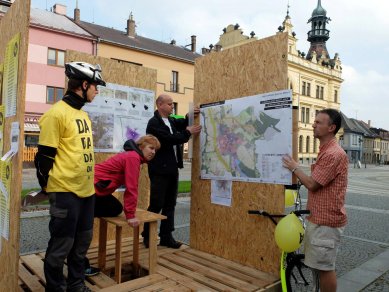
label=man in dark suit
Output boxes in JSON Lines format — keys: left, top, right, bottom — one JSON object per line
{"left": 142, "top": 94, "right": 201, "bottom": 248}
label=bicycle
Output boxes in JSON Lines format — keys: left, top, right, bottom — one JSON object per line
{"left": 248, "top": 184, "right": 318, "bottom": 292}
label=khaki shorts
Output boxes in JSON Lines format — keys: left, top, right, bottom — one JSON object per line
{"left": 304, "top": 221, "right": 345, "bottom": 271}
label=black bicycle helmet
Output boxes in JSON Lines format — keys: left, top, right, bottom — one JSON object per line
{"left": 65, "top": 61, "right": 106, "bottom": 86}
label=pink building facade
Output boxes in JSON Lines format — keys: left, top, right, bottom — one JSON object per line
{"left": 25, "top": 7, "right": 95, "bottom": 146}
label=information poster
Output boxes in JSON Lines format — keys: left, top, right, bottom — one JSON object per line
{"left": 200, "top": 90, "right": 293, "bottom": 185}
{"left": 83, "top": 83, "right": 154, "bottom": 152}
{"left": 2, "top": 33, "right": 20, "bottom": 117}
{"left": 0, "top": 106, "right": 4, "bottom": 157}
{"left": 0, "top": 64, "right": 3, "bottom": 103}
{"left": 211, "top": 180, "right": 232, "bottom": 206}
{"left": 0, "top": 160, "right": 11, "bottom": 240}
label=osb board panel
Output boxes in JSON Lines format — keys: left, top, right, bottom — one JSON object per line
{"left": 190, "top": 33, "right": 288, "bottom": 276}
{"left": 0, "top": 0, "right": 31, "bottom": 289}
{"left": 66, "top": 51, "right": 157, "bottom": 242}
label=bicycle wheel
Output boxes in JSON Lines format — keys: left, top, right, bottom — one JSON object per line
{"left": 285, "top": 253, "right": 318, "bottom": 292}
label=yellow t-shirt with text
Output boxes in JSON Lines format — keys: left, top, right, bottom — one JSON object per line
{"left": 38, "top": 100, "right": 95, "bottom": 198}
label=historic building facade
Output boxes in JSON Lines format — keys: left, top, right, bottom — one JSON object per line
{"left": 212, "top": 0, "right": 343, "bottom": 164}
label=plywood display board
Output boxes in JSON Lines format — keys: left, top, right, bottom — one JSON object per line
{"left": 190, "top": 33, "right": 288, "bottom": 276}
{"left": 65, "top": 51, "right": 157, "bottom": 244}
{"left": 0, "top": 0, "right": 31, "bottom": 289}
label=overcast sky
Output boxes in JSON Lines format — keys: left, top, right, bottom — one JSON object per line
{"left": 31, "top": 0, "right": 389, "bottom": 130}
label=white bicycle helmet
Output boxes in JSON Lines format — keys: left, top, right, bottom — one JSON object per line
{"left": 65, "top": 62, "right": 106, "bottom": 86}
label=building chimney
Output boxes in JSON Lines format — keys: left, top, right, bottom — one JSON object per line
{"left": 201, "top": 47, "right": 210, "bottom": 55}
{"left": 215, "top": 44, "right": 222, "bottom": 52}
{"left": 190, "top": 35, "right": 196, "bottom": 52}
{"left": 74, "top": 8, "right": 80, "bottom": 23}
{"left": 126, "top": 12, "right": 136, "bottom": 37}
{"left": 53, "top": 4, "right": 66, "bottom": 15}
{"left": 368, "top": 120, "right": 371, "bottom": 127}
{"left": 74, "top": 0, "right": 80, "bottom": 23}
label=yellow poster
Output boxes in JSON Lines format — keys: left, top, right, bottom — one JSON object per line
{"left": 0, "top": 105, "right": 4, "bottom": 157}
{"left": 0, "top": 159, "right": 11, "bottom": 240}
{"left": 0, "top": 64, "right": 3, "bottom": 104}
{"left": 2, "top": 33, "right": 20, "bottom": 117}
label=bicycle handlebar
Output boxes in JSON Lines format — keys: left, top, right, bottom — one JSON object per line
{"left": 248, "top": 209, "right": 310, "bottom": 226}
{"left": 248, "top": 210, "right": 284, "bottom": 217}
{"left": 247, "top": 209, "right": 310, "bottom": 218}
{"left": 293, "top": 210, "right": 310, "bottom": 216}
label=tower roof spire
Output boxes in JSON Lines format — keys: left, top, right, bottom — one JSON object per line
{"left": 286, "top": 0, "right": 290, "bottom": 18}
{"left": 306, "top": 0, "right": 331, "bottom": 60}
{"left": 311, "top": 0, "right": 327, "bottom": 18}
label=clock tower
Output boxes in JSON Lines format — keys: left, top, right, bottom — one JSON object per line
{"left": 306, "top": 0, "right": 331, "bottom": 61}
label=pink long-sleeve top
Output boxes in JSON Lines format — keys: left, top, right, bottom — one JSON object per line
{"left": 94, "top": 151, "right": 146, "bottom": 219}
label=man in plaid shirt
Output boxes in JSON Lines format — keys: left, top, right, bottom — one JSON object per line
{"left": 283, "top": 108, "right": 348, "bottom": 292}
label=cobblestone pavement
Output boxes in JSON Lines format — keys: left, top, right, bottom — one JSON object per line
{"left": 22, "top": 163, "right": 389, "bottom": 291}
{"left": 362, "top": 271, "right": 389, "bottom": 292}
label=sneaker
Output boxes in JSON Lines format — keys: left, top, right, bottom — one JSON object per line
{"left": 159, "top": 234, "right": 182, "bottom": 249}
{"left": 84, "top": 266, "right": 100, "bottom": 277}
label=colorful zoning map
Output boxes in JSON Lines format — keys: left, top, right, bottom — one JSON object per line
{"left": 200, "top": 90, "right": 293, "bottom": 184}
{"left": 84, "top": 83, "right": 154, "bottom": 152}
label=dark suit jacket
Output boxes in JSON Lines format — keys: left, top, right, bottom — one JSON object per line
{"left": 146, "top": 110, "right": 191, "bottom": 175}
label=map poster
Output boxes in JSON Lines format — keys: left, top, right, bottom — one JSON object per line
{"left": 200, "top": 89, "right": 293, "bottom": 185}
{"left": 2, "top": 33, "right": 20, "bottom": 117}
{"left": 84, "top": 83, "right": 154, "bottom": 152}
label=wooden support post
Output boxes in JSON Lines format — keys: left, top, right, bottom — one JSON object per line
{"left": 98, "top": 219, "right": 107, "bottom": 270}
{"left": 115, "top": 225, "right": 123, "bottom": 283}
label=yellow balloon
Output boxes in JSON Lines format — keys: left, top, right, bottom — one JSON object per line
{"left": 285, "top": 189, "right": 297, "bottom": 207}
{"left": 274, "top": 213, "right": 304, "bottom": 252}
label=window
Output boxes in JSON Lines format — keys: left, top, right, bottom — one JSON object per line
{"left": 299, "top": 135, "right": 303, "bottom": 153}
{"left": 301, "top": 107, "right": 310, "bottom": 123}
{"left": 47, "top": 86, "right": 64, "bottom": 104}
{"left": 48, "top": 48, "right": 65, "bottom": 66}
{"left": 313, "top": 138, "right": 318, "bottom": 153}
{"left": 307, "top": 82, "right": 311, "bottom": 96}
{"left": 316, "top": 85, "right": 324, "bottom": 99}
{"left": 171, "top": 71, "right": 179, "bottom": 92}
{"left": 301, "top": 107, "right": 306, "bottom": 123}
{"left": 306, "top": 136, "right": 310, "bottom": 153}
{"left": 25, "top": 134, "right": 39, "bottom": 147}
{"left": 334, "top": 90, "right": 338, "bottom": 103}
{"left": 305, "top": 108, "right": 310, "bottom": 124}
{"left": 302, "top": 81, "right": 306, "bottom": 96}
{"left": 173, "top": 102, "right": 178, "bottom": 115}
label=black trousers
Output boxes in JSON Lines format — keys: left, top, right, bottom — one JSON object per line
{"left": 142, "top": 172, "right": 179, "bottom": 238}
{"left": 44, "top": 192, "right": 95, "bottom": 292}
{"left": 84, "top": 194, "right": 123, "bottom": 269}
{"left": 94, "top": 194, "right": 123, "bottom": 217}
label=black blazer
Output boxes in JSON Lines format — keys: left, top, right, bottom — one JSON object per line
{"left": 146, "top": 110, "right": 191, "bottom": 175}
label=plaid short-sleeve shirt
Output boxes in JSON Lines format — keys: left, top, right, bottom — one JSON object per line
{"left": 307, "top": 138, "right": 349, "bottom": 227}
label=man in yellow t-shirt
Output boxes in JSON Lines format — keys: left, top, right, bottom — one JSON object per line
{"left": 35, "top": 62, "right": 105, "bottom": 292}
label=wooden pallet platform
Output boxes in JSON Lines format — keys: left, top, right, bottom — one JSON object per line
{"left": 19, "top": 238, "right": 280, "bottom": 291}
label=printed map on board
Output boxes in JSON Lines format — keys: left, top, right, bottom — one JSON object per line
{"left": 200, "top": 90, "right": 293, "bottom": 184}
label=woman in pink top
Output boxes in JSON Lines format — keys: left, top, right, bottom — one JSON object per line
{"left": 85, "top": 134, "right": 160, "bottom": 276}
{"left": 94, "top": 134, "right": 160, "bottom": 227}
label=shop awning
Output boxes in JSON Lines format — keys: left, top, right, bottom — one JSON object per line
{"left": 24, "top": 123, "right": 40, "bottom": 132}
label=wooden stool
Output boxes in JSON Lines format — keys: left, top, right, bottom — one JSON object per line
{"left": 97, "top": 209, "right": 166, "bottom": 283}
